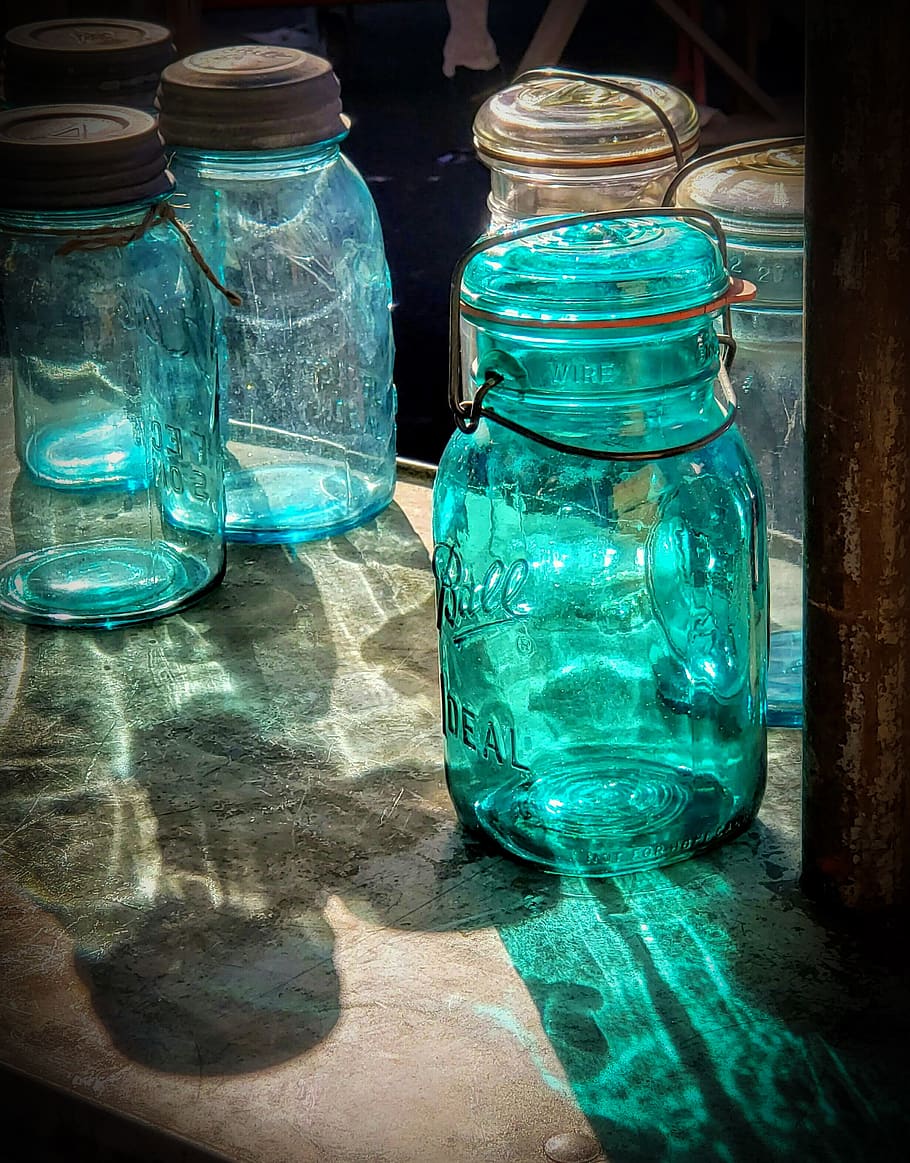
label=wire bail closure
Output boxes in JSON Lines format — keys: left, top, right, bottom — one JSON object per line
{"left": 662, "top": 135, "right": 806, "bottom": 209}
{"left": 508, "top": 66, "right": 689, "bottom": 173}
{"left": 449, "top": 207, "right": 744, "bottom": 461}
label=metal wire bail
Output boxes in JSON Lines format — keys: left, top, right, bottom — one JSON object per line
{"left": 662, "top": 133, "right": 804, "bottom": 337}
{"left": 449, "top": 206, "right": 741, "bottom": 458}
{"left": 661, "top": 135, "right": 806, "bottom": 209}
{"left": 510, "top": 67, "right": 688, "bottom": 173}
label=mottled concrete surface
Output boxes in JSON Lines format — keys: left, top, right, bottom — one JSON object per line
{"left": 1, "top": 371, "right": 909, "bottom": 1162}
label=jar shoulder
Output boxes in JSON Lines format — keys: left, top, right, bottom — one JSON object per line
{"left": 170, "top": 150, "right": 383, "bottom": 234}
{"left": 0, "top": 222, "right": 212, "bottom": 320}
{"left": 436, "top": 424, "right": 762, "bottom": 497}
{"left": 434, "top": 425, "right": 766, "bottom": 547}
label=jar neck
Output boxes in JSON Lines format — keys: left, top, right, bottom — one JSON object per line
{"left": 466, "top": 318, "right": 725, "bottom": 455}
{"left": 731, "top": 305, "right": 803, "bottom": 344}
{"left": 0, "top": 195, "right": 168, "bottom": 235}
{"left": 725, "top": 235, "right": 804, "bottom": 310}
{"left": 485, "top": 153, "right": 689, "bottom": 225}
{"left": 487, "top": 155, "right": 682, "bottom": 185}
{"left": 171, "top": 138, "right": 344, "bottom": 180}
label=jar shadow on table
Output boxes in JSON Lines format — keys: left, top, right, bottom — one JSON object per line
{"left": 485, "top": 828, "right": 909, "bottom": 1163}
{"left": 339, "top": 738, "right": 905, "bottom": 1159}
{"left": 355, "top": 594, "right": 906, "bottom": 1162}
{"left": 0, "top": 496, "right": 336, "bottom": 1072}
{"left": 1, "top": 493, "right": 907, "bottom": 1157}
{"left": 0, "top": 491, "right": 548, "bottom": 1078}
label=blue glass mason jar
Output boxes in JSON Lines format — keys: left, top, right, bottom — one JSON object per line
{"left": 2, "top": 19, "right": 176, "bottom": 114}
{"left": 433, "top": 212, "right": 768, "bottom": 876}
{"left": 670, "top": 142, "right": 804, "bottom": 726}
{"left": 158, "top": 46, "right": 396, "bottom": 543}
{"left": 0, "top": 105, "right": 225, "bottom": 628}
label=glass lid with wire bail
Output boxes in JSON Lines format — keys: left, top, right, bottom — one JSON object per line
{"left": 460, "top": 215, "right": 736, "bottom": 327}
{"left": 473, "top": 70, "right": 700, "bottom": 227}
{"left": 453, "top": 211, "right": 756, "bottom": 458}
{"left": 669, "top": 141, "right": 804, "bottom": 307}
{"left": 474, "top": 73, "right": 699, "bottom": 170}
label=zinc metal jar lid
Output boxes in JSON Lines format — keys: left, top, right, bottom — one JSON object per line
{"left": 473, "top": 73, "right": 699, "bottom": 170}
{"left": 0, "top": 105, "right": 175, "bottom": 211}
{"left": 460, "top": 216, "right": 750, "bottom": 330}
{"left": 157, "top": 46, "right": 347, "bottom": 151}
{"left": 2, "top": 19, "right": 176, "bottom": 106}
{"left": 672, "top": 143, "right": 805, "bottom": 243}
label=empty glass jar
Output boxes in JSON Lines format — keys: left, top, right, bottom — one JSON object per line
{"left": 473, "top": 68, "right": 699, "bottom": 228}
{"left": 2, "top": 19, "right": 176, "bottom": 113}
{"left": 434, "top": 213, "right": 768, "bottom": 876}
{"left": 158, "top": 46, "right": 396, "bottom": 543}
{"left": 0, "top": 105, "right": 225, "bottom": 628}
{"left": 670, "top": 142, "right": 804, "bottom": 726}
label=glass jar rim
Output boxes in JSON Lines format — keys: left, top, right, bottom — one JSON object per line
{"left": 458, "top": 215, "right": 752, "bottom": 329}
{"left": 672, "top": 143, "right": 804, "bottom": 243}
{"left": 169, "top": 130, "right": 348, "bottom": 162}
{"left": 0, "top": 191, "right": 171, "bottom": 228}
{"left": 474, "top": 72, "right": 700, "bottom": 170}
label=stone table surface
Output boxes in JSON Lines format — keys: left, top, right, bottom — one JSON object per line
{"left": 1, "top": 393, "right": 909, "bottom": 1162}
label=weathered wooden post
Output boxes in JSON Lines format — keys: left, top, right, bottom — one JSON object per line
{"left": 802, "top": 2, "right": 910, "bottom": 911}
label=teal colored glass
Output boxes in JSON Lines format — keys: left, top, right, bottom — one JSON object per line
{"left": 725, "top": 238, "right": 804, "bottom": 728}
{"left": 433, "top": 218, "right": 768, "bottom": 876}
{"left": 0, "top": 199, "right": 226, "bottom": 628}
{"left": 168, "top": 138, "right": 396, "bottom": 543}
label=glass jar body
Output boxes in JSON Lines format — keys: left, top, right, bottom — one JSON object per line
{"left": 728, "top": 305, "right": 803, "bottom": 726}
{"left": 485, "top": 152, "right": 695, "bottom": 230}
{"left": 169, "top": 143, "right": 396, "bottom": 543}
{"left": 433, "top": 375, "right": 768, "bottom": 876}
{"left": 0, "top": 202, "right": 225, "bottom": 628}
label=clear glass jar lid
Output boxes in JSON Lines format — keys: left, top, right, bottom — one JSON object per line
{"left": 672, "top": 143, "right": 804, "bottom": 243}
{"left": 473, "top": 73, "right": 699, "bottom": 170}
{"left": 460, "top": 216, "right": 744, "bottom": 329}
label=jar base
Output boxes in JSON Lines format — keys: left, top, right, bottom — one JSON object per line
{"left": 24, "top": 411, "right": 147, "bottom": 491}
{"left": 767, "top": 628, "right": 803, "bottom": 728}
{"left": 224, "top": 461, "right": 393, "bottom": 543}
{"left": 0, "top": 539, "right": 219, "bottom": 628}
{"left": 463, "top": 747, "right": 757, "bottom": 876}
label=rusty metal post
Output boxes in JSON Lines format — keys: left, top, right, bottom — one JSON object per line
{"left": 802, "top": 3, "right": 910, "bottom": 911}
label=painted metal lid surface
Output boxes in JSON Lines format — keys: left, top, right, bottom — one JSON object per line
{"left": 157, "top": 46, "right": 346, "bottom": 151}
{"left": 473, "top": 73, "right": 699, "bottom": 169}
{"left": 0, "top": 105, "right": 174, "bottom": 210}
{"left": 2, "top": 19, "right": 176, "bottom": 107}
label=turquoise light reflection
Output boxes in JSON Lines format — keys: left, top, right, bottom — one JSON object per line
{"left": 0, "top": 505, "right": 439, "bottom": 1076}
{"left": 497, "top": 866, "right": 879, "bottom": 1162}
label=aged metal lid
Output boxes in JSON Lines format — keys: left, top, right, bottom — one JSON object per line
{"left": 460, "top": 216, "right": 750, "bottom": 330}
{"left": 2, "top": 19, "right": 176, "bottom": 109}
{"left": 0, "top": 105, "right": 175, "bottom": 210}
{"left": 473, "top": 73, "right": 699, "bottom": 170}
{"left": 672, "top": 143, "right": 805, "bottom": 242}
{"left": 157, "top": 46, "right": 347, "bottom": 151}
